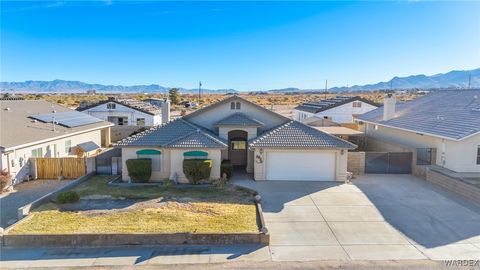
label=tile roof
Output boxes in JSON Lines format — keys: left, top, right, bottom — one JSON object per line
{"left": 116, "top": 119, "right": 227, "bottom": 148}
{"left": 164, "top": 130, "right": 227, "bottom": 148}
{"left": 356, "top": 90, "right": 480, "bottom": 140}
{"left": 78, "top": 97, "right": 161, "bottom": 115}
{"left": 214, "top": 113, "right": 264, "bottom": 127}
{"left": 249, "top": 121, "right": 356, "bottom": 149}
{"left": 295, "top": 96, "right": 379, "bottom": 114}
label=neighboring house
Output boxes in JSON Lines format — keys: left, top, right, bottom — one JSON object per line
{"left": 78, "top": 97, "right": 162, "bottom": 127}
{"left": 356, "top": 90, "right": 480, "bottom": 173}
{"left": 143, "top": 98, "right": 171, "bottom": 124}
{"left": 117, "top": 95, "right": 356, "bottom": 182}
{"left": 294, "top": 96, "right": 378, "bottom": 123}
{"left": 0, "top": 100, "right": 113, "bottom": 185}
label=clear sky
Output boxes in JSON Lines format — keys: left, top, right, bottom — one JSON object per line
{"left": 1, "top": 1, "right": 479, "bottom": 90}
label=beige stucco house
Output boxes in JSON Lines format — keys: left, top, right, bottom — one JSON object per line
{"left": 0, "top": 99, "right": 113, "bottom": 185}
{"left": 356, "top": 90, "right": 480, "bottom": 173}
{"left": 117, "top": 95, "right": 356, "bottom": 182}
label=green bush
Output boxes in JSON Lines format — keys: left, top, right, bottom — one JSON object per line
{"left": 57, "top": 191, "right": 80, "bottom": 204}
{"left": 182, "top": 159, "right": 212, "bottom": 184}
{"left": 126, "top": 158, "right": 152, "bottom": 183}
{"left": 220, "top": 160, "right": 233, "bottom": 179}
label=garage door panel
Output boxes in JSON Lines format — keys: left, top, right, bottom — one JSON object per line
{"left": 266, "top": 151, "right": 335, "bottom": 181}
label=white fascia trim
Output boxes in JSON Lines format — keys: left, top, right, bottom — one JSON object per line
{"left": 359, "top": 119, "right": 475, "bottom": 142}
{"left": 2, "top": 124, "right": 113, "bottom": 152}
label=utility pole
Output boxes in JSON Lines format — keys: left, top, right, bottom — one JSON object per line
{"left": 468, "top": 73, "right": 472, "bottom": 89}
{"left": 198, "top": 81, "right": 202, "bottom": 104}
{"left": 325, "top": 79, "right": 328, "bottom": 99}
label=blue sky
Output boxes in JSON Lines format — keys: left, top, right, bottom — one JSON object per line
{"left": 1, "top": 1, "right": 479, "bottom": 90}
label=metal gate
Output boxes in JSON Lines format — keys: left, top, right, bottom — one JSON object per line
{"left": 95, "top": 148, "right": 121, "bottom": 175}
{"left": 365, "top": 152, "right": 412, "bottom": 174}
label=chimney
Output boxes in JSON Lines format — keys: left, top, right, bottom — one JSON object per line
{"left": 383, "top": 94, "right": 396, "bottom": 121}
{"left": 161, "top": 99, "right": 171, "bottom": 123}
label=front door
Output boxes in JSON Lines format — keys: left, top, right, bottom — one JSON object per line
{"left": 229, "top": 139, "right": 247, "bottom": 166}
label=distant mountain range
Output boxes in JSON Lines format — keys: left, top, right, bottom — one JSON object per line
{"left": 1, "top": 68, "right": 478, "bottom": 94}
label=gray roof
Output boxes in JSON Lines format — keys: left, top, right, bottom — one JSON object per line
{"left": 249, "top": 121, "right": 356, "bottom": 149}
{"left": 165, "top": 131, "right": 227, "bottom": 148}
{"left": 356, "top": 90, "right": 480, "bottom": 140}
{"left": 0, "top": 100, "right": 112, "bottom": 150}
{"left": 295, "top": 96, "right": 379, "bottom": 114}
{"left": 116, "top": 119, "right": 227, "bottom": 148}
{"left": 77, "top": 141, "right": 100, "bottom": 152}
{"left": 214, "top": 113, "right": 264, "bottom": 127}
{"left": 78, "top": 97, "right": 161, "bottom": 115}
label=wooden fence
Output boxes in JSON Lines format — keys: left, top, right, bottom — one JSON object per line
{"left": 36, "top": 158, "right": 86, "bottom": 179}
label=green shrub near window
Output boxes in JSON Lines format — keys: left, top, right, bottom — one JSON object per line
{"left": 221, "top": 160, "right": 233, "bottom": 179}
{"left": 182, "top": 159, "right": 212, "bottom": 184}
{"left": 57, "top": 191, "right": 80, "bottom": 204}
{"left": 126, "top": 158, "right": 152, "bottom": 183}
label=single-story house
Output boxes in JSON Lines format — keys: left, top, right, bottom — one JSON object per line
{"left": 294, "top": 96, "right": 378, "bottom": 123}
{"left": 356, "top": 90, "right": 480, "bottom": 173}
{"left": 117, "top": 95, "right": 356, "bottom": 182}
{"left": 78, "top": 97, "right": 165, "bottom": 127}
{"left": 0, "top": 99, "right": 113, "bottom": 185}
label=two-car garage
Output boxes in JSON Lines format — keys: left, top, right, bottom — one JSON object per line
{"left": 265, "top": 151, "right": 336, "bottom": 181}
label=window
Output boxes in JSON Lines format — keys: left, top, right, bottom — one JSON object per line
{"left": 118, "top": 117, "right": 127, "bottom": 125}
{"left": 230, "top": 102, "right": 235, "bottom": 110}
{"left": 236, "top": 102, "right": 241, "bottom": 110}
{"left": 231, "top": 140, "right": 246, "bottom": 150}
{"left": 107, "top": 103, "right": 116, "bottom": 109}
{"left": 136, "top": 149, "right": 161, "bottom": 171}
{"left": 416, "top": 148, "right": 436, "bottom": 165}
{"left": 477, "top": 146, "right": 480, "bottom": 165}
{"left": 353, "top": 101, "right": 362, "bottom": 108}
{"left": 65, "top": 140, "right": 71, "bottom": 154}
{"left": 136, "top": 118, "right": 145, "bottom": 127}
{"left": 31, "top": 147, "right": 43, "bottom": 158}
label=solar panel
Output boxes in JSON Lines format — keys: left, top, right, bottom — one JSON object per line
{"left": 30, "top": 111, "right": 103, "bottom": 128}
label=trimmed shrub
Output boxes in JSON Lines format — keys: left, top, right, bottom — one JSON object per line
{"left": 57, "top": 191, "right": 80, "bottom": 204}
{"left": 126, "top": 158, "right": 152, "bottom": 183}
{"left": 183, "top": 159, "right": 212, "bottom": 184}
{"left": 220, "top": 160, "right": 233, "bottom": 179}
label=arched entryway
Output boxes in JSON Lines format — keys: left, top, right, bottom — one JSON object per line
{"left": 228, "top": 130, "right": 248, "bottom": 166}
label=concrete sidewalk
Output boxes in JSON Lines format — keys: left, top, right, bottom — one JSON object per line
{"left": 0, "top": 245, "right": 271, "bottom": 268}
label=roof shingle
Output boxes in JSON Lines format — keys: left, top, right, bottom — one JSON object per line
{"left": 295, "top": 96, "right": 378, "bottom": 114}
{"left": 249, "top": 121, "right": 356, "bottom": 149}
{"left": 356, "top": 90, "right": 480, "bottom": 140}
{"left": 116, "top": 119, "right": 227, "bottom": 148}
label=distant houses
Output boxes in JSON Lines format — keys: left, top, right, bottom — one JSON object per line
{"left": 78, "top": 97, "right": 166, "bottom": 127}
{"left": 293, "top": 96, "right": 379, "bottom": 124}
{"left": 0, "top": 99, "right": 112, "bottom": 185}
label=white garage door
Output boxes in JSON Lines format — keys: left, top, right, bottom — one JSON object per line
{"left": 266, "top": 151, "right": 336, "bottom": 181}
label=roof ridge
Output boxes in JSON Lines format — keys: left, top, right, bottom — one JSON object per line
{"left": 249, "top": 121, "right": 293, "bottom": 144}
{"left": 176, "top": 119, "right": 227, "bottom": 146}
{"left": 163, "top": 129, "right": 198, "bottom": 147}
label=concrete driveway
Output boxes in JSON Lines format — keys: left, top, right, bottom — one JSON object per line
{"left": 0, "top": 180, "right": 73, "bottom": 228}
{"left": 233, "top": 174, "right": 480, "bottom": 261}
